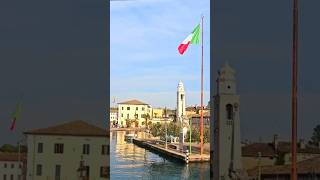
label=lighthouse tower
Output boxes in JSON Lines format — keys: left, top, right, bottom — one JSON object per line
{"left": 211, "top": 63, "right": 243, "bottom": 180}
{"left": 176, "top": 81, "right": 186, "bottom": 122}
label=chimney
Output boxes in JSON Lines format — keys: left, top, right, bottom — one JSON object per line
{"left": 299, "top": 139, "right": 305, "bottom": 149}
{"left": 273, "top": 134, "right": 279, "bottom": 151}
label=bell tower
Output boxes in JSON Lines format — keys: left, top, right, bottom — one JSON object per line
{"left": 176, "top": 81, "right": 186, "bottom": 123}
{"left": 211, "top": 63, "right": 243, "bottom": 180}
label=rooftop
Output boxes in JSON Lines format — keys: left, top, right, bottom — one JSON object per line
{"left": 110, "top": 107, "right": 118, "bottom": 113}
{"left": 118, "top": 99, "right": 148, "bottom": 105}
{"left": 242, "top": 141, "right": 320, "bottom": 157}
{"left": 0, "top": 152, "right": 27, "bottom": 162}
{"left": 247, "top": 156, "right": 320, "bottom": 176}
{"left": 24, "top": 120, "right": 108, "bottom": 137}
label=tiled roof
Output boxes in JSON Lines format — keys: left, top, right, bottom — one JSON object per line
{"left": 110, "top": 107, "right": 118, "bottom": 113}
{"left": 242, "top": 143, "right": 276, "bottom": 157}
{"left": 247, "top": 156, "right": 320, "bottom": 176}
{"left": 0, "top": 152, "right": 27, "bottom": 162}
{"left": 24, "top": 120, "right": 108, "bottom": 137}
{"left": 118, "top": 99, "right": 148, "bottom": 105}
{"left": 190, "top": 111, "right": 211, "bottom": 118}
{"left": 242, "top": 142, "right": 320, "bottom": 157}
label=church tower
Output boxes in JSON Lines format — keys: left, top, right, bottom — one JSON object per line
{"left": 176, "top": 81, "right": 186, "bottom": 122}
{"left": 211, "top": 63, "right": 243, "bottom": 180}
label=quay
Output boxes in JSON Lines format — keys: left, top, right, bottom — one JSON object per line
{"left": 132, "top": 138, "right": 210, "bottom": 163}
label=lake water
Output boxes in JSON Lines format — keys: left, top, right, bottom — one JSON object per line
{"left": 110, "top": 131, "right": 210, "bottom": 180}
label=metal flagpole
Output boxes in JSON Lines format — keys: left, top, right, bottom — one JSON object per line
{"left": 189, "top": 118, "right": 192, "bottom": 154}
{"left": 291, "top": 0, "right": 299, "bottom": 179}
{"left": 200, "top": 15, "right": 204, "bottom": 156}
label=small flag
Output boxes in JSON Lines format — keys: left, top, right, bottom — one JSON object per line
{"left": 10, "top": 99, "right": 23, "bottom": 131}
{"left": 178, "top": 24, "right": 200, "bottom": 55}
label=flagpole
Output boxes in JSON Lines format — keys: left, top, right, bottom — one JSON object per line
{"left": 200, "top": 15, "right": 204, "bottom": 156}
{"left": 291, "top": 0, "right": 299, "bottom": 179}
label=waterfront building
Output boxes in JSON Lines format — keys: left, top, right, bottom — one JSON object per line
{"left": 189, "top": 111, "right": 210, "bottom": 127}
{"left": 24, "top": 120, "right": 109, "bottom": 180}
{"left": 212, "top": 63, "right": 244, "bottom": 179}
{"left": 242, "top": 135, "right": 320, "bottom": 170}
{"left": 110, "top": 107, "right": 118, "bottom": 127}
{"left": 152, "top": 108, "right": 163, "bottom": 118}
{"left": 246, "top": 156, "right": 320, "bottom": 180}
{"left": 0, "top": 152, "right": 26, "bottom": 180}
{"left": 118, "top": 99, "right": 152, "bottom": 127}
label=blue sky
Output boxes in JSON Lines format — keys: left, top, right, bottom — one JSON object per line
{"left": 110, "top": 0, "right": 210, "bottom": 109}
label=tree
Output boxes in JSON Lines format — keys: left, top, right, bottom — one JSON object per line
{"left": 150, "top": 123, "right": 162, "bottom": 137}
{"left": 186, "top": 126, "right": 210, "bottom": 143}
{"left": 310, "top": 124, "right": 320, "bottom": 146}
{"left": 0, "top": 144, "right": 17, "bottom": 152}
{"left": 144, "top": 113, "right": 151, "bottom": 130}
{"left": 125, "top": 119, "right": 132, "bottom": 128}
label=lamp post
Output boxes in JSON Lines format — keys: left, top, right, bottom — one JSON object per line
{"left": 164, "top": 107, "right": 168, "bottom": 149}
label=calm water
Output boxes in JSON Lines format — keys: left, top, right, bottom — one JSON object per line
{"left": 110, "top": 131, "right": 210, "bottom": 180}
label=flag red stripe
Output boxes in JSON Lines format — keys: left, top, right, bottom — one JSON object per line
{"left": 10, "top": 118, "right": 16, "bottom": 131}
{"left": 178, "top": 42, "right": 190, "bottom": 55}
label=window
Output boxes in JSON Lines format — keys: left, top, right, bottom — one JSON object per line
{"left": 100, "top": 166, "right": 108, "bottom": 178}
{"left": 142, "top": 107, "right": 145, "bottom": 111}
{"left": 3, "top": 174, "right": 6, "bottom": 180}
{"left": 121, "top": 107, "right": 124, "bottom": 110}
{"left": 127, "top": 114, "right": 129, "bottom": 119}
{"left": 101, "top": 145, "right": 109, "bottom": 155}
{"left": 19, "top": 164, "right": 22, "bottom": 168}
{"left": 18, "top": 175, "right": 21, "bottom": 180}
{"left": 127, "top": 107, "right": 130, "bottom": 110}
{"left": 226, "top": 104, "right": 233, "bottom": 120}
{"left": 36, "top": 164, "right": 42, "bottom": 176}
{"left": 11, "top": 164, "right": 14, "bottom": 168}
{"left": 136, "top": 107, "right": 138, "bottom": 110}
{"left": 4, "top": 163, "right": 7, "bottom": 168}
{"left": 141, "top": 114, "right": 144, "bottom": 118}
{"left": 82, "top": 144, "right": 90, "bottom": 155}
{"left": 121, "top": 113, "right": 123, "bottom": 117}
{"left": 10, "top": 174, "right": 13, "bottom": 180}
{"left": 38, "top": 143, "right": 43, "bottom": 153}
{"left": 85, "top": 166, "right": 90, "bottom": 178}
{"left": 54, "top": 143, "right": 64, "bottom": 154}
{"left": 55, "top": 165, "right": 61, "bottom": 180}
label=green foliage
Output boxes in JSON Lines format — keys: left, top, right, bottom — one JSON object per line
{"left": 310, "top": 124, "right": 320, "bottom": 146}
{"left": 150, "top": 123, "right": 162, "bottom": 137}
{"left": 125, "top": 119, "right": 131, "bottom": 127}
{"left": 186, "top": 126, "right": 210, "bottom": 143}
{"left": 167, "top": 122, "right": 181, "bottom": 137}
{"left": 0, "top": 144, "right": 17, "bottom": 152}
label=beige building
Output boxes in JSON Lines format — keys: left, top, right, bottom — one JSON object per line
{"left": 0, "top": 152, "right": 26, "bottom": 180}
{"left": 110, "top": 107, "right": 118, "bottom": 127}
{"left": 118, "top": 99, "right": 152, "bottom": 127}
{"left": 241, "top": 135, "right": 320, "bottom": 171}
{"left": 152, "top": 108, "right": 163, "bottom": 118}
{"left": 24, "top": 120, "right": 109, "bottom": 180}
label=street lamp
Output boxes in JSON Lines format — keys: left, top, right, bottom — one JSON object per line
{"left": 164, "top": 107, "right": 168, "bottom": 149}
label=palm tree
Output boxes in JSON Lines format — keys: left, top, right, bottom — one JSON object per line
{"left": 144, "top": 113, "right": 150, "bottom": 130}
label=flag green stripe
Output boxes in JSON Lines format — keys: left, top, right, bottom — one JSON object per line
{"left": 190, "top": 24, "right": 200, "bottom": 44}
{"left": 11, "top": 101, "right": 22, "bottom": 119}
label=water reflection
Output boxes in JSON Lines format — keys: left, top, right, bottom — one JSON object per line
{"left": 111, "top": 131, "right": 210, "bottom": 180}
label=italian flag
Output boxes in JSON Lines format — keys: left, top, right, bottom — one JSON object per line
{"left": 178, "top": 24, "right": 200, "bottom": 55}
{"left": 10, "top": 100, "right": 22, "bottom": 131}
